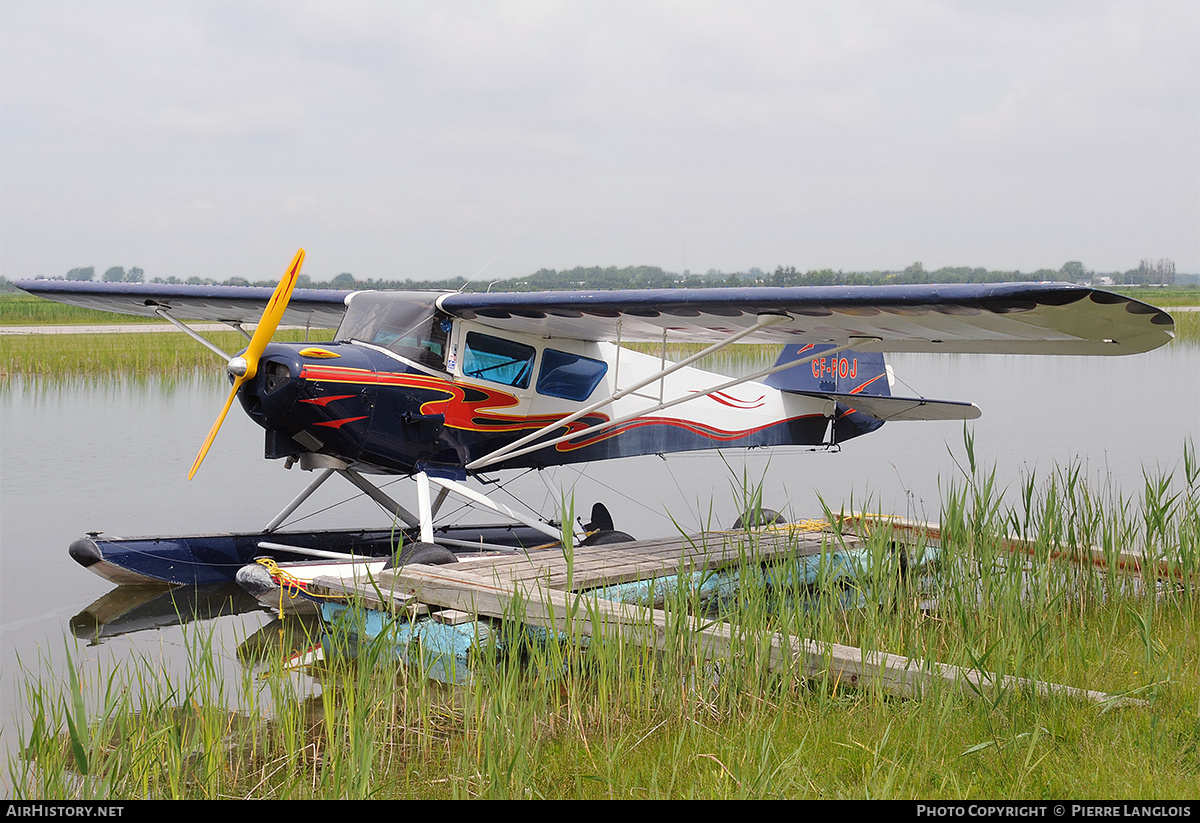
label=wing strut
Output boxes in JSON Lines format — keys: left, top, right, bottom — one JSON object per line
{"left": 468, "top": 335, "right": 881, "bottom": 471}
{"left": 466, "top": 312, "right": 793, "bottom": 471}
{"left": 153, "top": 307, "right": 236, "bottom": 361}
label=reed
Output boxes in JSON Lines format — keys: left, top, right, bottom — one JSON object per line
{"left": 7, "top": 441, "right": 1199, "bottom": 799}
{"left": 1115, "top": 287, "right": 1200, "bottom": 308}
{"left": 0, "top": 329, "right": 335, "bottom": 380}
{"left": 1173, "top": 310, "right": 1200, "bottom": 341}
{"left": 0, "top": 294, "right": 163, "bottom": 326}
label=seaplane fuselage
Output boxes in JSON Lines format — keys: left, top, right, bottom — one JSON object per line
{"left": 242, "top": 290, "right": 877, "bottom": 478}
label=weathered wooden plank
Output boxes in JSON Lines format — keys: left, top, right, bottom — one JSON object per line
{"left": 447, "top": 528, "right": 852, "bottom": 592}
{"left": 564, "top": 536, "right": 846, "bottom": 588}
{"left": 349, "top": 564, "right": 1136, "bottom": 706}
{"left": 432, "top": 608, "right": 476, "bottom": 625}
{"left": 305, "top": 574, "right": 413, "bottom": 614}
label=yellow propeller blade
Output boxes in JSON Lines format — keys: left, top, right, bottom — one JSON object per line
{"left": 188, "top": 249, "right": 305, "bottom": 480}
{"left": 188, "top": 377, "right": 245, "bottom": 480}
{"left": 242, "top": 248, "right": 305, "bottom": 381}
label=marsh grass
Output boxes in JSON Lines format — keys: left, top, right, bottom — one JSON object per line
{"left": 1115, "top": 287, "right": 1200, "bottom": 308}
{"left": 0, "top": 329, "right": 335, "bottom": 379}
{"left": 0, "top": 294, "right": 166, "bottom": 326}
{"left": 1172, "top": 310, "right": 1200, "bottom": 341}
{"left": 8, "top": 442, "right": 1200, "bottom": 798}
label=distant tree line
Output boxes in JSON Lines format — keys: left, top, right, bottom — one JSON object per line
{"left": 314, "top": 260, "right": 1184, "bottom": 292}
{"left": 64, "top": 266, "right": 144, "bottom": 283}
{"left": 5, "top": 258, "right": 1188, "bottom": 292}
{"left": 1123, "top": 259, "right": 1176, "bottom": 286}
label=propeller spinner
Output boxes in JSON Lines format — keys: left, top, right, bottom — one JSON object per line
{"left": 188, "top": 249, "right": 306, "bottom": 479}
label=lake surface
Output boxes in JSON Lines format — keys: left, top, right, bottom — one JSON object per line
{"left": 1, "top": 343, "right": 1198, "bottom": 774}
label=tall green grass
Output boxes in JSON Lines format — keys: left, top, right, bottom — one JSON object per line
{"left": 1115, "top": 287, "right": 1200, "bottom": 308}
{"left": 8, "top": 443, "right": 1199, "bottom": 798}
{"left": 1, "top": 329, "right": 335, "bottom": 379}
{"left": 0, "top": 294, "right": 165, "bottom": 326}
{"left": 1173, "top": 310, "right": 1200, "bottom": 341}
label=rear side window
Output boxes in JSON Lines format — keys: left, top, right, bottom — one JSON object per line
{"left": 462, "top": 332, "right": 536, "bottom": 389}
{"left": 536, "top": 349, "right": 608, "bottom": 401}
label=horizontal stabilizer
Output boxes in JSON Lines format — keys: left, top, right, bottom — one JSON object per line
{"left": 786, "top": 390, "right": 981, "bottom": 421}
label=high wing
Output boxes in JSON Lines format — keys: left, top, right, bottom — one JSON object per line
{"left": 438, "top": 282, "right": 1175, "bottom": 355}
{"left": 15, "top": 280, "right": 353, "bottom": 329}
{"left": 17, "top": 279, "right": 1176, "bottom": 355}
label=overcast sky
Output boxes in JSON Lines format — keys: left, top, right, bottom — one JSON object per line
{"left": 2, "top": 1, "right": 1197, "bottom": 283}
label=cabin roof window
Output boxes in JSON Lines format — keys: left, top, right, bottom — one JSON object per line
{"left": 462, "top": 331, "right": 536, "bottom": 389}
{"left": 337, "top": 292, "right": 448, "bottom": 369}
{"left": 536, "top": 348, "right": 608, "bottom": 401}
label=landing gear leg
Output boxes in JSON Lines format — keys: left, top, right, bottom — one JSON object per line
{"left": 416, "top": 471, "right": 434, "bottom": 544}
{"left": 265, "top": 458, "right": 579, "bottom": 548}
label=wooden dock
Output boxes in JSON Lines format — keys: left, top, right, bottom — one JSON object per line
{"left": 308, "top": 526, "right": 1139, "bottom": 706}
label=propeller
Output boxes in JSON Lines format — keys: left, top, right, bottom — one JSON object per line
{"left": 188, "top": 249, "right": 305, "bottom": 480}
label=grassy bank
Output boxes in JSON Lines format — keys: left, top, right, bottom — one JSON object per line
{"left": 1115, "top": 286, "right": 1200, "bottom": 307}
{"left": 0, "top": 329, "right": 336, "bottom": 378}
{"left": 0, "top": 293, "right": 165, "bottom": 326}
{"left": 8, "top": 444, "right": 1199, "bottom": 799}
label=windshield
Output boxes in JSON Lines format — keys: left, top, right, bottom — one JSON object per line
{"left": 337, "top": 292, "right": 448, "bottom": 369}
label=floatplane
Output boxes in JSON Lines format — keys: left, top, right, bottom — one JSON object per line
{"left": 17, "top": 250, "right": 1176, "bottom": 604}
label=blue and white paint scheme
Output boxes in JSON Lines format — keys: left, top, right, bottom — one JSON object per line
{"left": 18, "top": 268, "right": 1176, "bottom": 587}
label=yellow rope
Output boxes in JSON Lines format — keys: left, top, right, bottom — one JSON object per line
{"left": 255, "top": 554, "right": 383, "bottom": 618}
{"left": 255, "top": 556, "right": 341, "bottom": 619}
{"left": 835, "top": 512, "right": 902, "bottom": 537}
{"left": 753, "top": 518, "right": 831, "bottom": 535}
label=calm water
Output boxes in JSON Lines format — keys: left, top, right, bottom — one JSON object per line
{"left": 1, "top": 344, "right": 1198, "bottom": 769}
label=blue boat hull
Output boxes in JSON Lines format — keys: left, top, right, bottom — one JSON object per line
{"left": 69, "top": 523, "right": 553, "bottom": 587}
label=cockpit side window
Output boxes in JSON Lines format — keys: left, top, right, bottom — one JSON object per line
{"left": 462, "top": 332, "right": 536, "bottom": 389}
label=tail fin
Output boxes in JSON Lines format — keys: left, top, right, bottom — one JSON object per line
{"left": 765, "top": 344, "right": 980, "bottom": 440}
{"left": 764, "top": 345, "right": 890, "bottom": 442}
{"left": 764, "top": 344, "right": 890, "bottom": 397}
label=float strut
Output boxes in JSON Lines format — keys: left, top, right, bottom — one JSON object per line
{"left": 424, "top": 475, "right": 569, "bottom": 543}
{"left": 262, "top": 468, "right": 336, "bottom": 533}
{"left": 339, "top": 469, "right": 421, "bottom": 528}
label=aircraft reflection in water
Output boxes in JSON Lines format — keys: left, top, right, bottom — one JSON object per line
{"left": 70, "top": 584, "right": 264, "bottom": 643}
{"left": 18, "top": 250, "right": 1176, "bottom": 591}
